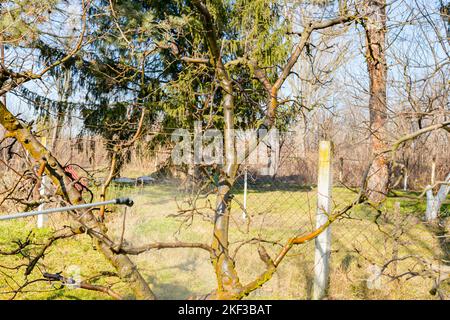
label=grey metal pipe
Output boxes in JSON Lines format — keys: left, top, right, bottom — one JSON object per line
{"left": 0, "top": 197, "right": 134, "bottom": 221}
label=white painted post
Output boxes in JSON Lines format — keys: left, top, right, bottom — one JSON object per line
{"left": 338, "top": 157, "right": 344, "bottom": 182}
{"left": 403, "top": 170, "right": 408, "bottom": 191}
{"left": 37, "top": 136, "right": 48, "bottom": 228}
{"left": 426, "top": 187, "right": 437, "bottom": 222}
{"left": 242, "top": 167, "right": 248, "bottom": 220}
{"left": 313, "top": 140, "right": 333, "bottom": 300}
{"left": 425, "top": 172, "right": 450, "bottom": 222}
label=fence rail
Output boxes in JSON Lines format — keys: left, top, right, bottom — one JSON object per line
{"left": 0, "top": 198, "right": 134, "bottom": 221}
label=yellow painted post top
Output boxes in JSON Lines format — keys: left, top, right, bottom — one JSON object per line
{"left": 317, "top": 140, "right": 333, "bottom": 220}
{"left": 318, "top": 141, "right": 332, "bottom": 165}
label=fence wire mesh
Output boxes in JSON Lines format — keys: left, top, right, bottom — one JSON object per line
{"left": 0, "top": 133, "right": 448, "bottom": 300}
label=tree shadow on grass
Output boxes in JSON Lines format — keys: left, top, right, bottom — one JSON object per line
{"left": 301, "top": 263, "right": 314, "bottom": 300}
{"left": 146, "top": 275, "right": 194, "bottom": 300}
{"left": 45, "top": 289, "right": 83, "bottom": 300}
{"left": 144, "top": 255, "right": 208, "bottom": 299}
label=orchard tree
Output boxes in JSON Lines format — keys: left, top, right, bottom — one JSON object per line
{"left": 362, "top": 0, "right": 389, "bottom": 203}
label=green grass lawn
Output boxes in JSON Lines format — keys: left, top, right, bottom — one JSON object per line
{"left": 0, "top": 183, "right": 448, "bottom": 300}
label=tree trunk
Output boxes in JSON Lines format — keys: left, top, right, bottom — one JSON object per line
{"left": 51, "top": 68, "right": 72, "bottom": 152}
{"left": 210, "top": 75, "right": 243, "bottom": 299}
{"left": 0, "top": 101, "right": 156, "bottom": 300}
{"left": 364, "top": 0, "right": 389, "bottom": 203}
{"left": 191, "top": 0, "right": 243, "bottom": 298}
{"left": 50, "top": 106, "right": 65, "bottom": 152}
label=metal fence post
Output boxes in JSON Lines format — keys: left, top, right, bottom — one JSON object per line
{"left": 403, "top": 168, "right": 408, "bottom": 191}
{"left": 37, "top": 136, "right": 48, "bottom": 228}
{"left": 313, "top": 140, "right": 333, "bottom": 300}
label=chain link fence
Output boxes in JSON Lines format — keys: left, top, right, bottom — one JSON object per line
{"left": 0, "top": 132, "right": 448, "bottom": 299}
